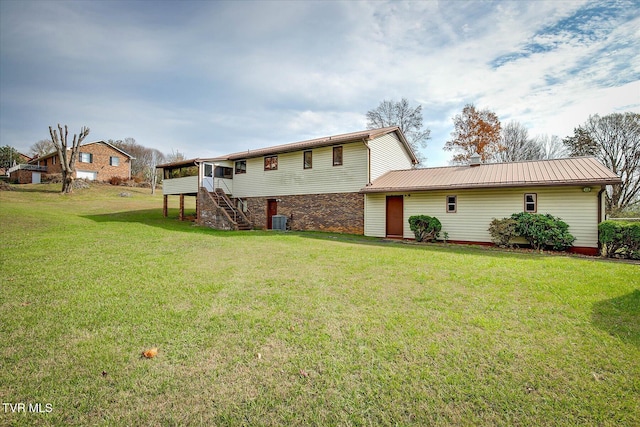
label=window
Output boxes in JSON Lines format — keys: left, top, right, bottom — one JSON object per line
{"left": 446, "top": 195, "right": 457, "bottom": 213}
{"left": 204, "top": 163, "right": 213, "bottom": 177}
{"left": 264, "top": 155, "right": 278, "bottom": 171}
{"left": 52, "top": 156, "right": 56, "bottom": 165}
{"left": 79, "top": 152, "right": 92, "bottom": 163}
{"left": 303, "top": 151, "right": 312, "bottom": 169}
{"left": 214, "top": 166, "right": 233, "bottom": 179}
{"left": 333, "top": 146, "right": 343, "bottom": 166}
{"left": 524, "top": 193, "right": 537, "bottom": 212}
{"left": 235, "top": 160, "right": 246, "bottom": 174}
{"left": 110, "top": 156, "right": 119, "bottom": 166}
{"left": 43, "top": 159, "right": 47, "bottom": 166}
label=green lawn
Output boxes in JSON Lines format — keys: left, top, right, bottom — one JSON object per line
{"left": 1, "top": 183, "right": 638, "bottom": 426}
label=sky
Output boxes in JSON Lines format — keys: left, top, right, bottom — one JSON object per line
{"left": 1, "top": 0, "right": 638, "bottom": 167}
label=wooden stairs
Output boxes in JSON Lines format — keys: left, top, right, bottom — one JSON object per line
{"left": 210, "top": 188, "right": 253, "bottom": 230}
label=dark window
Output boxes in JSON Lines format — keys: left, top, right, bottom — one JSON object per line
{"left": 235, "top": 160, "right": 246, "bottom": 174}
{"left": 214, "top": 166, "right": 233, "bottom": 179}
{"left": 264, "top": 155, "right": 278, "bottom": 171}
{"left": 447, "top": 195, "right": 457, "bottom": 213}
{"left": 303, "top": 151, "right": 312, "bottom": 169}
{"left": 525, "top": 193, "right": 537, "bottom": 212}
{"left": 204, "top": 164, "right": 213, "bottom": 177}
{"left": 333, "top": 146, "right": 343, "bottom": 166}
{"left": 110, "top": 156, "right": 119, "bottom": 166}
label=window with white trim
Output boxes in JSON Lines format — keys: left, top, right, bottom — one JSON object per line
{"left": 110, "top": 156, "right": 119, "bottom": 166}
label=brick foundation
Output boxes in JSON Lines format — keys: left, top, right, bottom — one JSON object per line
{"left": 196, "top": 188, "right": 236, "bottom": 230}
{"left": 243, "top": 192, "right": 364, "bottom": 234}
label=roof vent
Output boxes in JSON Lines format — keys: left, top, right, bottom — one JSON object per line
{"left": 469, "top": 152, "right": 481, "bottom": 167}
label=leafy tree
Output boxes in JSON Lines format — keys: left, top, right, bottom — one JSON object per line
{"left": 444, "top": 104, "right": 502, "bottom": 164}
{"left": 0, "top": 145, "right": 25, "bottom": 170}
{"left": 366, "top": 98, "right": 430, "bottom": 163}
{"left": 49, "top": 124, "right": 90, "bottom": 194}
{"left": 563, "top": 112, "right": 640, "bottom": 212}
{"left": 29, "top": 139, "right": 55, "bottom": 157}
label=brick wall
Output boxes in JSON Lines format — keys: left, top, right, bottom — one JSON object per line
{"left": 73, "top": 143, "right": 131, "bottom": 181}
{"left": 11, "top": 169, "right": 33, "bottom": 184}
{"left": 31, "top": 142, "right": 131, "bottom": 181}
{"left": 243, "top": 192, "right": 364, "bottom": 234}
{"left": 196, "top": 188, "right": 236, "bottom": 230}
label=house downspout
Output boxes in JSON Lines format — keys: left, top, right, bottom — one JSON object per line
{"left": 362, "top": 138, "right": 372, "bottom": 185}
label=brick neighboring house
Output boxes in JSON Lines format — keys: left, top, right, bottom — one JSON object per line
{"left": 10, "top": 141, "right": 133, "bottom": 184}
{"left": 1, "top": 152, "right": 31, "bottom": 176}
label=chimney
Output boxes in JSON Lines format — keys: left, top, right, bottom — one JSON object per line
{"left": 469, "top": 152, "right": 481, "bottom": 167}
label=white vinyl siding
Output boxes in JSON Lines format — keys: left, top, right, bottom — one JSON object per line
{"left": 368, "top": 133, "right": 415, "bottom": 181}
{"left": 232, "top": 142, "right": 369, "bottom": 198}
{"left": 162, "top": 176, "right": 199, "bottom": 195}
{"left": 364, "top": 193, "right": 388, "bottom": 237}
{"left": 365, "top": 186, "right": 601, "bottom": 248}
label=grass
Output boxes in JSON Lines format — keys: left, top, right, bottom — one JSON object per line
{"left": 1, "top": 183, "right": 639, "bottom": 426}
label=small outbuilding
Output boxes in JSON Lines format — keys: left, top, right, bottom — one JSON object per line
{"left": 360, "top": 156, "right": 622, "bottom": 255}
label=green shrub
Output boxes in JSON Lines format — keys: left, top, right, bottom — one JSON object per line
{"left": 599, "top": 221, "right": 640, "bottom": 259}
{"left": 408, "top": 215, "right": 441, "bottom": 242}
{"left": 488, "top": 218, "right": 518, "bottom": 248}
{"left": 511, "top": 212, "right": 575, "bottom": 251}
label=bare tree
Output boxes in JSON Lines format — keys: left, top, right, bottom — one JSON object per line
{"left": 444, "top": 104, "right": 502, "bottom": 164}
{"left": 563, "top": 112, "right": 640, "bottom": 212}
{"left": 495, "top": 121, "right": 543, "bottom": 162}
{"left": 29, "top": 139, "right": 55, "bottom": 157}
{"left": 533, "top": 134, "right": 567, "bottom": 160}
{"left": 49, "top": 124, "right": 90, "bottom": 194}
{"left": 366, "top": 98, "right": 430, "bottom": 163}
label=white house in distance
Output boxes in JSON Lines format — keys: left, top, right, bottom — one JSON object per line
{"left": 158, "top": 127, "right": 621, "bottom": 255}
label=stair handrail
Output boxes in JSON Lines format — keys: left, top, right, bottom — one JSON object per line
{"left": 202, "top": 188, "right": 238, "bottom": 229}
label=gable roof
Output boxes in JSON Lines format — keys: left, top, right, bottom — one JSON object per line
{"left": 361, "top": 157, "right": 621, "bottom": 193}
{"left": 211, "top": 126, "right": 418, "bottom": 163}
{"left": 28, "top": 140, "right": 134, "bottom": 163}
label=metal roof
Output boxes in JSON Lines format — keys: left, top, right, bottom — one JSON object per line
{"left": 361, "top": 157, "right": 621, "bottom": 193}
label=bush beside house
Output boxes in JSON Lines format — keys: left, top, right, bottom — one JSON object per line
{"left": 599, "top": 221, "right": 640, "bottom": 259}
{"left": 488, "top": 213, "right": 575, "bottom": 252}
{"left": 408, "top": 215, "right": 442, "bottom": 242}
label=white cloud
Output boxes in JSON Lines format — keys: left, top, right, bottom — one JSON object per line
{"left": 1, "top": 0, "right": 637, "bottom": 167}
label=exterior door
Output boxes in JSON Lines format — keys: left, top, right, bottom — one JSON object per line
{"left": 202, "top": 163, "right": 214, "bottom": 191}
{"left": 386, "top": 196, "right": 404, "bottom": 238}
{"left": 267, "top": 199, "right": 278, "bottom": 229}
{"left": 32, "top": 172, "right": 41, "bottom": 184}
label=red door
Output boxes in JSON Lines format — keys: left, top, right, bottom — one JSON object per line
{"left": 386, "top": 196, "right": 404, "bottom": 238}
{"left": 267, "top": 199, "right": 277, "bottom": 229}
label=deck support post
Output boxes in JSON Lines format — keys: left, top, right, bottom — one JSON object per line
{"left": 163, "top": 195, "right": 168, "bottom": 217}
{"left": 179, "top": 194, "right": 185, "bottom": 221}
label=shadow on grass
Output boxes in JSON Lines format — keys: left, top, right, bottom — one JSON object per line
{"left": 592, "top": 289, "right": 640, "bottom": 348}
{"left": 81, "top": 208, "right": 594, "bottom": 261}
